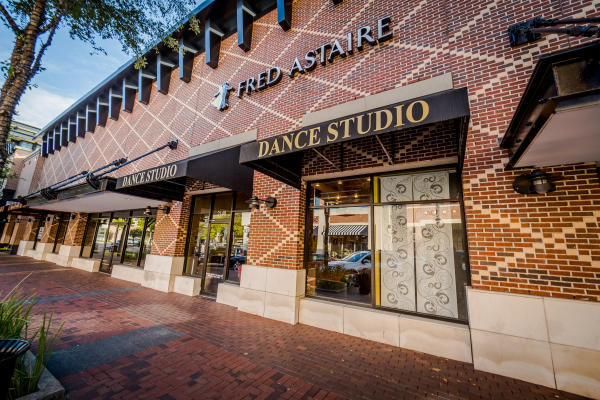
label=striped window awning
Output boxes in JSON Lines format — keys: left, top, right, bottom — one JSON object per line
{"left": 313, "top": 225, "right": 368, "bottom": 236}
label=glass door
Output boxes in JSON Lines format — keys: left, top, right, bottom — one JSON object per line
{"left": 99, "top": 219, "right": 127, "bottom": 273}
{"left": 203, "top": 223, "right": 229, "bottom": 294}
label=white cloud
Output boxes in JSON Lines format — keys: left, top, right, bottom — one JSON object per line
{"left": 13, "top": 87, "right": 75, "bottom": 129}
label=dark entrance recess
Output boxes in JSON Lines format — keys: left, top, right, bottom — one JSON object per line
{"left": 239, "top": 88, "right": 471, "bottom": 188}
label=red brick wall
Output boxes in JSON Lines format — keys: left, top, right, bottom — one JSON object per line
{"left": 30, "top": 1, "right": 600, "bottom": 299}
{"left": 247, "top": 173, "right": 306, "bottom": 270}
{"left": 150, "top": 178, "right": 204, "bottom": 257}
{"left": 64, "top": 213, "right": 88, "bottom": 246}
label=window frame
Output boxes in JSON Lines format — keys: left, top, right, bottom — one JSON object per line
{"left": 304, "top": 165, "right": 471, "bottom": 324}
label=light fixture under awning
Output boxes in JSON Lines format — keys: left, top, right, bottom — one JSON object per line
{"left": 501, "top": 42, "right": 600, "bottom": 169}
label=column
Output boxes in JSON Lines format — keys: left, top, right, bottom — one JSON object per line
{"left": 228, "top": 172, "right": 306, "bottom": 324}
{"left": 143, "top": 195, "right": 192, "bottom": 293}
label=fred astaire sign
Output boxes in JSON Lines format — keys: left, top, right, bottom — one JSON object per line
{"left": 211, "top": 16, "right": 393, "bottom": 111}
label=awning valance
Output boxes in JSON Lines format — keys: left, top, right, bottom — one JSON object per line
{"left": 116, "top": 145, "right": 254, "bottom": 196}
{"left": 239, "top": 88, "right": 470, "bottom": 188}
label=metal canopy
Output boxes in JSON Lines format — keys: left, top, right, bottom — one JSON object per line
{"left": 240, "top": 89, "right": 471, "bottom": 188}
{"left": 501, "top": 42, "right": 600, "bottom": 169}
{"left": 116, "top": 145, "right": 255, "bottom": 196}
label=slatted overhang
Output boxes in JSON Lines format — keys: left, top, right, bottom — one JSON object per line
{"left": 239, "top": 88, "right": 471, "bottom": 188}
{"left": 500, "top": 41, "right": 600, "bottom": 169}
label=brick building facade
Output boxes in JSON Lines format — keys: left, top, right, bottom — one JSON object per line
{"left": 1, "top": 0, "right": 599, "bottom": 398}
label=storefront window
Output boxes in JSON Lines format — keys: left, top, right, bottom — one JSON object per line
{"left": 184, "top": 191, "right": 251, "bottom": 294}
{"left": 307, "top": 169, "right": 469, "bottom": 321}
{"left": 83, "top": 211, "right": 155, "bottom": 270}
{"left": 122, "top": 218, "right": 144, "bottom": 266}
{"left": 308, "top": 206, "right": 371, "bottom": 304}
{"left": 92, "top": 218, "right": 109, "bottom": 259}
{"left": 139, "top": 218, "right": 155, "bottom": 268}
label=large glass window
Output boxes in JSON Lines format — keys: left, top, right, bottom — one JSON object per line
{"left": 307, "top": 169, "right": 469, "bottom": 321}
{"left": 83, "top": 211, "right": 156, "bottom": 271}
{"left": 184, "top": 192, "right": 251, "bottom": 295}
{"left": 122, "top": 218, "right": 145, "bottom": 266}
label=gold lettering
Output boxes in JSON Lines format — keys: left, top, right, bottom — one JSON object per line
{"left": 258, "top": 141, "right": 270, "bottom": 158}
{"left": 374, "top": 109, "right": 393, "bottom": 131}
{"left": 295, "top": 130, "right": 308, "bottom": 149}
{"left": 339, "top": 117, "right": 353, "bottom": 138}
{"left": 269, "top": 139, "right": 281, "bottom": 156}
{"left": 356, "top": 112, "right": 373, "bottom": 135}
{"left": 406, "top": 100, "right": 430, "bottom": 123}
{"left": 308, "top": 127, "right": 321, "bottom": 146}
{"left": 394, "top": 105, "right": 404, "bottom": 127}
{"left": 282, "top": 134, "right": 294, "bottom": 152}
{"left": 327, "top": 122, "right": 339, "bottom": 142}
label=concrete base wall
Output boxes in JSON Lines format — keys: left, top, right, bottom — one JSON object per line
{"left": 71, "top": 257, "right": 100, "bottom": 272}
{"left": 234, "top": 265, "right": 305, "bottom": 325}
{"left": 216, "top": 283, "right": 240, "bottom": 307}
{"left": 173, "top": 275, "right": 202, "bottom": 296}
{"left": 26, "top": 242, "right": 53, "bottom": 260}
{"left": 43, "top": 245, "right": 80, "bottom": 267}
{"left": 141, "top": 254, "right": 184, "bottom": 292}
{"left": 298, "top": 297, "right": 472, "bottom": 363}
{"left": 111, "top": 264, "right": 144, "bottom": 284}
{"left": 467, "top": 288, "right": 600, "bottom": 399}
{"left": 16, "top": 240, "right": 33, "bottom": 256}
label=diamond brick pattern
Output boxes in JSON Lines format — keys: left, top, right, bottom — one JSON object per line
{"left": 19, "top": 0, "right": 600, "bottom": 300}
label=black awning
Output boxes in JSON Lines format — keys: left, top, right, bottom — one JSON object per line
{"left": 116, "top": 145, "right": 254, "bottom": 195}
{"left": 239, "top": 88, "right": 470, "bottom": 188}
{"left": 500, "top": 42, "right": 600, "bottom": 169}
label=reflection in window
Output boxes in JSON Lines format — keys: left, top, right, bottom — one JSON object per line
{"left": 140, "top": 218, "right": 155, "bottom": 267}
{"left": 185, "top": 213, "right": 208, "bottom": 276}
{"left": 92, "top": 219, "right": 109, "bottom": 259}
{"left": 228, "top": 211, "right": 251, "bottom": 283}
{"left": 307, "top": 206, "right": 371, "bottom": 304}
{"left": 307, "top": 169, "right": 468, "bottom": 321}
{"left": 123, "top": 218, "right": 144, "bottom": 266}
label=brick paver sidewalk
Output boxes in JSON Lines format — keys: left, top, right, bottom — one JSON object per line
{"left": 0, "top": 255, "right": 589, "bottom": 400}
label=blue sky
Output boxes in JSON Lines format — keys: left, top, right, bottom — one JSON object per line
{"left": 0, "top": 23, "right": 131, "bottom": 129}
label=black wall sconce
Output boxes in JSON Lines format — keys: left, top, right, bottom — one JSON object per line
{"left": 70, "top": 214, "right": 76, "bottom": 220}
{"left": 247, "top": 196, "right": 277, "bottom": 210}
{"left": 513, "top": 169, "right": 556, "bottom": 194}
{"left": 163, "top": 206, "right": 171, "bottom": 215}
{"left": 144, "top": 206, "right": 153, "bottom": 216}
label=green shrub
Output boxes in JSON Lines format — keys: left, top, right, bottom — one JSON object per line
{"left": 0, "top": 275, "right": 63, "bottom": 399}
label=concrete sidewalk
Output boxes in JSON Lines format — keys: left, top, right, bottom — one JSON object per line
{"left": 0, "top": 255, "right": 589, "bottom": 400}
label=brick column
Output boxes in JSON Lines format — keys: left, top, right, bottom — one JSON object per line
{"left": 16, "top": 217, "right": 40, "bottom": 256}
{"left": 0, "top": 216, "right": 16, "bottom": 244}
{"left": 64, "top": 213, "right": 88, "bottom": 246}
{"left": 9, "top": 218, "right": 28, "bottom": 253}
{"left": 227, "top": 172, "right": 307, "bottom": 324}
{"left": 142, "top": 195, "right": 192, "bottom": 293}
